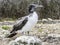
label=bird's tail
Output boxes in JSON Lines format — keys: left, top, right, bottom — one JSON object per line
{"left": 10, "top": 29, "right": 15, "bottom": 33}
{"left": 7, "top": 32, "right": 17, "bottom": 38}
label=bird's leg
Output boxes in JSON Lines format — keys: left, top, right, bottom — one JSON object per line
{"left": 26, "top": 31, "right": 30, "bottom": 36}
{"left": 23, "top": 31, "right": 29, "bottom": 35}
{"left": 28, "top": 31, "right": 29, "bottom": 35}
{"left": 21, "top": 31, "right": 30, "bottom": 35}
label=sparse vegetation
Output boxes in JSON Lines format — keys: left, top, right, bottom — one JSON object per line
{"left": 38, "top": 28, "right": 43, "bottom": 32}
{"left": 0, "top": 0, "right": 59, "bottom": 19}
{"left": 2, "top": 25, "right": 10, "bottom": 30}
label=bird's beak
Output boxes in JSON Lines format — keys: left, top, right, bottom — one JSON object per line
{"left": 35, "top": 5, "right": 43, "bottom": 8}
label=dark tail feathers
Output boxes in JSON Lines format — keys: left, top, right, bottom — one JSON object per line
{"left": 7, "top": 32, "right": 17, "bottom": 38}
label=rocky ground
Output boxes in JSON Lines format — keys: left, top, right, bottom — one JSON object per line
{"left": 0, "top": 20, "right": 60, "bottom": 45}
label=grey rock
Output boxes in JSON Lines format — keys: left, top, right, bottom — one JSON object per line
{"left": 9, "top": 35, "right": 42, "bottom": 45}
{"left": 43, "top": 34, "right": 60, "bottom": 43}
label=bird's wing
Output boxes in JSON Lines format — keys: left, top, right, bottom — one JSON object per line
{"left": 10, "top": 16, "right": 28, "bottom": 33}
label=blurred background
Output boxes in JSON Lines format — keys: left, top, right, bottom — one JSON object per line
{"left": 0, "top": 0, "right": 60, "bottom": 19}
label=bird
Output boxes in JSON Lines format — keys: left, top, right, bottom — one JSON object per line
{"left": 7, "top": 4, "right": 43, "bottom": 38}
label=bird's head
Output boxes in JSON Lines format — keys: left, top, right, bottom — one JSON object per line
{"left": 28, "top": 4, "right": 43, "bottom": 13}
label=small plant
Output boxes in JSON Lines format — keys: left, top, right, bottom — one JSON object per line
{"left": 2, "top": 25, "right": 10, "bottom": 30}
{"left": 38, "top": 29, "right": 43, "bottom": 32}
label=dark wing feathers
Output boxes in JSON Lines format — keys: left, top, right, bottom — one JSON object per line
{"left": 7, "top": 17, "right": 28, "bottom": 38}
{"left": 10, "top": 17, "right": 28, "bottom": 33}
